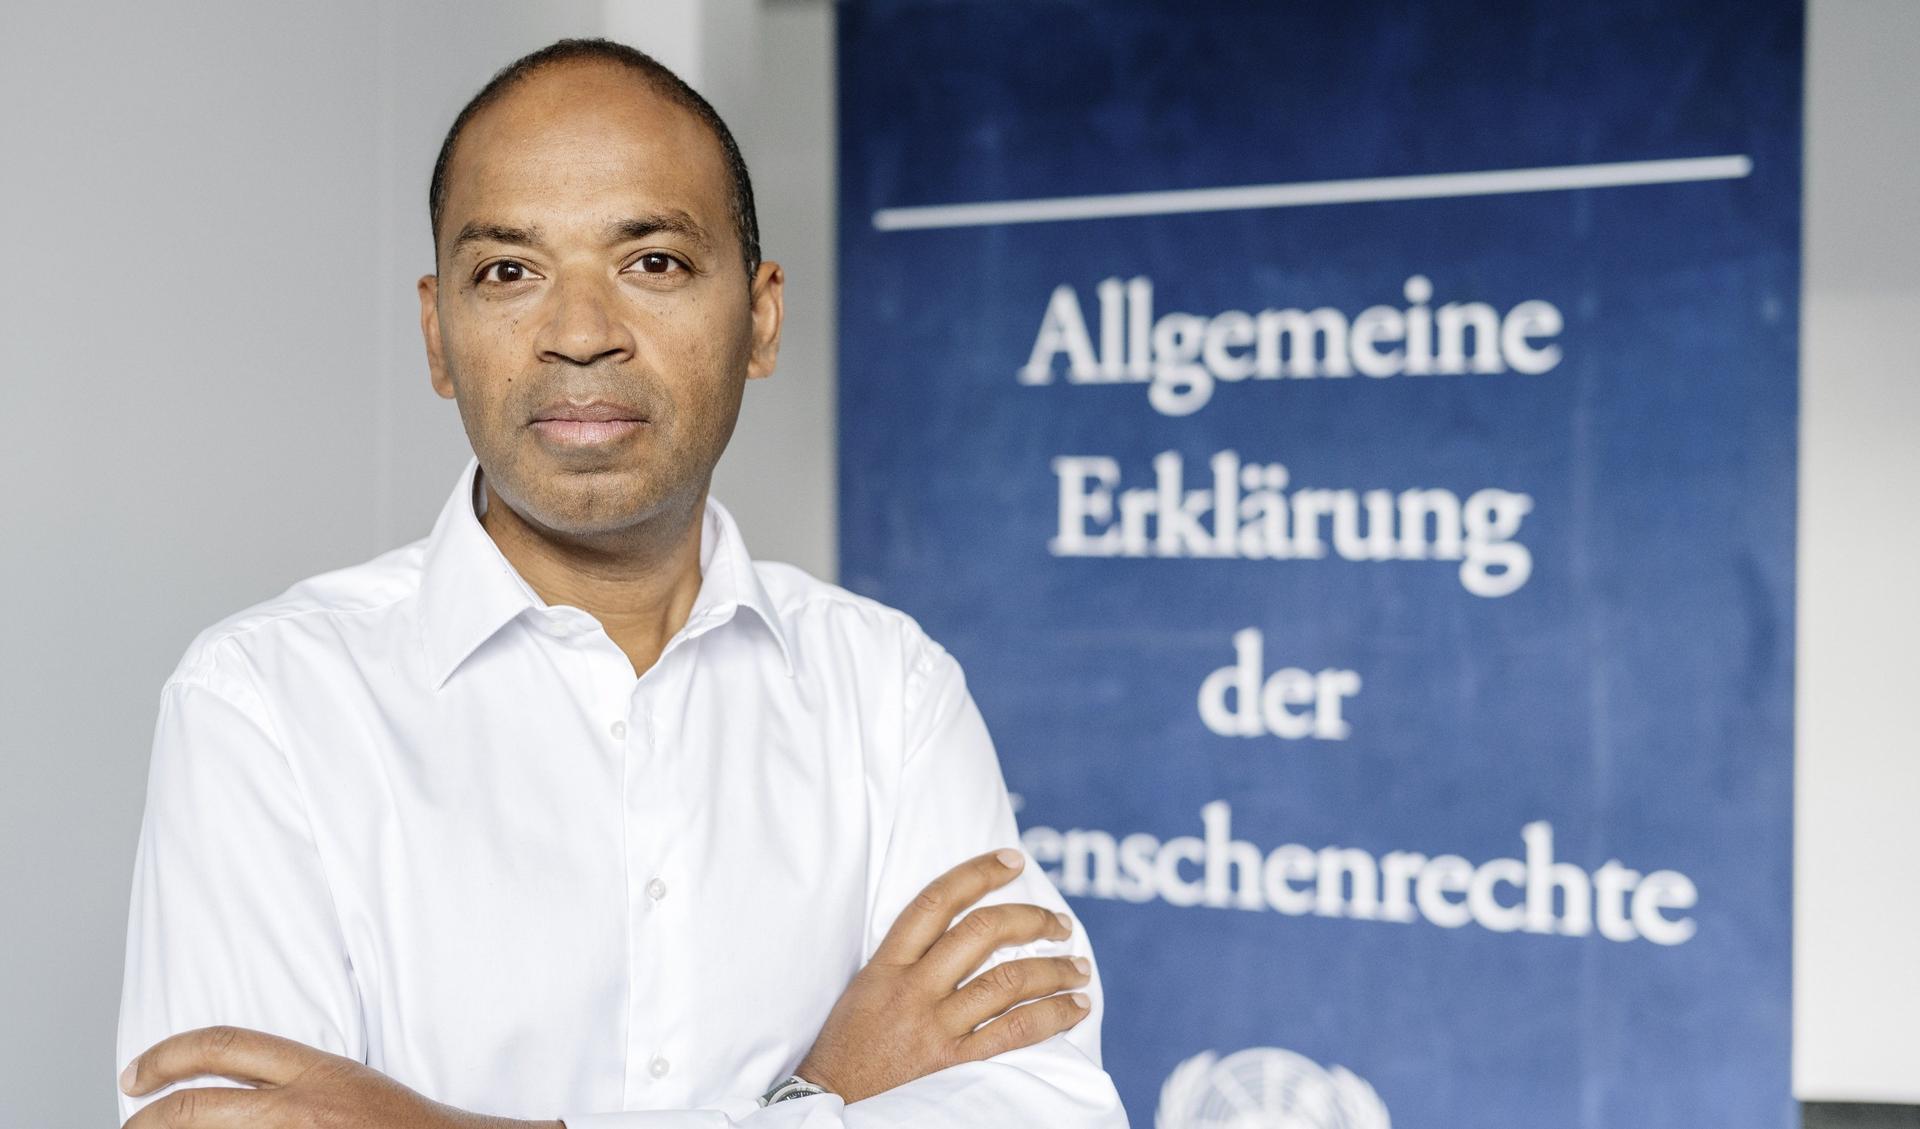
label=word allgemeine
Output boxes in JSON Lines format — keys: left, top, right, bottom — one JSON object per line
{"left": 1020, "top": 275, "right": 1565, "bottom": 416}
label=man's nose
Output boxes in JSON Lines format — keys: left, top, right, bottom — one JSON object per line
{"left": 533, "top": 273, "right": 635, "bottom": 366}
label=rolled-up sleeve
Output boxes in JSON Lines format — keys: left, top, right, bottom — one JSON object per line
{"left": 846, "top": 633, "right": 1126, "bottom": 1126}
{"left": 116, "top": 644, "right": 364, "bottom": 1126}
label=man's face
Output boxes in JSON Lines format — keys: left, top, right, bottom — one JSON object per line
{"left": 419, "top": 61, "right": 782, "bottom": 541}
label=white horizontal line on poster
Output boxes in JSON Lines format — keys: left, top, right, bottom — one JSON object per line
{"left": 869, "top": 154, "right": 1753, "bottom": 231}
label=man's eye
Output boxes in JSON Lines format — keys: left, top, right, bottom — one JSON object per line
{"left": 478, "top": 261, "right": 533, "bottom": 284}
{"left": 630, "top": 252, "right": 685, "bottom": 275}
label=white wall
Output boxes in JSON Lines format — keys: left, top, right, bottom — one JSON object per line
{"left": 1793, "top": 0, "right": 1920, "bottom": 1104}
{"left": 0, "top": 2, "right": 1911, "bottom": 1125}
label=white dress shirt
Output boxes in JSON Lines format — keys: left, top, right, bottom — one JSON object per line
{"left": 117, "top": 455, "right": 1126, "bottom": 1128}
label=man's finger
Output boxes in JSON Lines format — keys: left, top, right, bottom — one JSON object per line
{"left": 917, "top": 903, "right": 1073, "bottom": 990}
{"left": 122, "top": 1084, "right": 271, "bottom": 1129}
{"left": 939, "top": 954, "right": 1093, "bottom": 1033}
{"left": 870, "top": 848, "right": 1027, "bottom": 966}
{"left": 122, "top": 1025, "right": 325, "bottom": 1096}
{"left": 953, "top": 991, "right": 1091, "bottom": 1062}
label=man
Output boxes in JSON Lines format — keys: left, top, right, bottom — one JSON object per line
{"left": 115, "top": 38, "right": 1126, "bottom": 1128}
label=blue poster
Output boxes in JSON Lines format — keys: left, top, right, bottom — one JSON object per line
{"left": 837, "top": 3, "right": 1801, "bottom": 1126}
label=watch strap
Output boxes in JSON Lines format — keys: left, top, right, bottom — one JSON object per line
{"left": 759, "top": 1073, "right": 831, "bottom": 1106}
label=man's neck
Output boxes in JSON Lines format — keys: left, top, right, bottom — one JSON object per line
{"left": 477, "top": 476, "right": 706, "bottom": 678}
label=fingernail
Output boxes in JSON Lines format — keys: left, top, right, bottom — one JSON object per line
{"left": 1054, "top": 911, "right": 1073, "bottom": 931}
{"left": 1071, "top": 956, "right": 1091, "bottom": 975}
{"left": 1070, "top": 992, "right": 1090, "bottom": 1010}
{"left": 119, "top": 1060, "right": 136, "bottom": 1094}
{"left": 995, "top": 848, "right": 1024, "bottom": 870}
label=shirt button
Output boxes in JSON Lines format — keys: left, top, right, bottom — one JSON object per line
{"left": 609, "top": 720, "right": 627, "bottom": 741}
{"left": 646, "top": 876, "right": 668, "bottom": 901}
{"left": 649, "top": 1056, "right": 671, "bottom": 1079}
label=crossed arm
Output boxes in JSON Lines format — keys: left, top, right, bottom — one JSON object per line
{"left": 119, "top": 851, "right": 1101, "bottom": 1128}
{"left": 117, "top": 653, "right": 1127, "bottom": 1128}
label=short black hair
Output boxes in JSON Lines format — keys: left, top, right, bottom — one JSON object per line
{"left": 428, "top": 37, "right": 760, "bottom": 279}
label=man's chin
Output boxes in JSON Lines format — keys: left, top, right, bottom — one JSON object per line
{"left": 497, "top": 464, "right": 695, "bottom": 542}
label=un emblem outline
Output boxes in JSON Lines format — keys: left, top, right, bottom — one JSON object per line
{"left": 1155, "top": 1046, "right": 1391, "bottom": 1129}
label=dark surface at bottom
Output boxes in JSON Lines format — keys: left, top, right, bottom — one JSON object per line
{"left": 1806, "top": 1103, "right": 1920, "bottom": 1128}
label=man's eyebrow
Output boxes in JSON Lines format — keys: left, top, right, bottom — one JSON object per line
{"left": 451, "top": 222, "right": 544, "bottom": 253}
{"left": 606, "top": 212, "right": 713, "bottom": 250}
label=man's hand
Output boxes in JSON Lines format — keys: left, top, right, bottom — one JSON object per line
{"left": 119, "top": 1025, "right": 562, "bottom": 1129}
{"left": 795, "top": 847, "right": 1092, "bottom": 1105}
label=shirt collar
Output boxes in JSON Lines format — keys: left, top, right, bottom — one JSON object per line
{"left": 418, "top": 455, "right": 793, "bottom": 689}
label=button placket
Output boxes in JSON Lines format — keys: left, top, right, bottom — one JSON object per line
{"left": 624, "top": 685, "right": 679, "bottom": 1097}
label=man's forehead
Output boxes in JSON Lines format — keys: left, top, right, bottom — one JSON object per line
{"left": 439, "top": 61, "right": 731, "bottom": 233}
{"left": 480, "top": 59, "right": 696, "bottom": 132}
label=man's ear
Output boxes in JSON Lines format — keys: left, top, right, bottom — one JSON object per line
{"left": 418, "top": 274, "right": 453, "bottom": 400}
{"left": 746, "top": 261, "right": 785, "bottom": 381}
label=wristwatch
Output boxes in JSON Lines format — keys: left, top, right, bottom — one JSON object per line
{"left": 759, "top": 1073, "right": 832, "bottom": 1106}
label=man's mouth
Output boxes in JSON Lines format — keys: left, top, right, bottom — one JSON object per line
{"left": 530, "top": 399, "right": 649, "bottom": 447}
